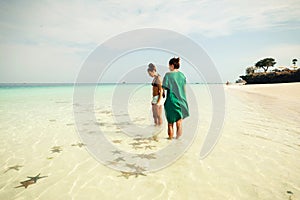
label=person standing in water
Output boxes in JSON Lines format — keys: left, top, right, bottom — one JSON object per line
{"left": 162, "top": 57, "right": 189, "bottom": 139}
{"left": 147, "top": 63, "right": 164, "bottom": 126}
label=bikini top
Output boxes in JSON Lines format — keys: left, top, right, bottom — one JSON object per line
{"left": 151, "top": 75, "right": 161, "bottom": 87}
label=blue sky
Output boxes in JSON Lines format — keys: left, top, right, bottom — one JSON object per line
{"left": 0, "top": 0, "right": 299, "bottom": 83}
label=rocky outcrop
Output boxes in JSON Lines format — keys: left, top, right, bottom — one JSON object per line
{"left": 240, "top": 69, "right": 300, "bottom": 84}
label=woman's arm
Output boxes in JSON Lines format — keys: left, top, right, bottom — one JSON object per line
{"left": 157, "top": 76, "right": 164, "bottom": 104}
{"left": 157, "top": 85, "right": 163, "bottom": 104}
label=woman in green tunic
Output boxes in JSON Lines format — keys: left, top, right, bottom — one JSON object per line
{"left": 162, "top": 57, "right": 189, "bottom": 139}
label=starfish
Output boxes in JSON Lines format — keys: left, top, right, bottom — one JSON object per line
{"left": 117, "top": 171, "right": 134, "bottom": 179}
{"left": 111, "top": 150, "right": 122, "bottom": 155}
{"left": 135, "top": 134, "right": 143, "bottom": 138}
{"left": 51, "top": 149, "right": 62, "bottom": 153}
{"left": 15, "top": 179, "right": 36, "bottom": 189}
{"left": 51, "top": 146, "right": 62, "bottom": 153}
{"left": 71, "top": 142, "right": 86, "bottom": 148}
{"left": 51, "top": 146, "right": 62, "bottom": 150}
{"left": 132, "top": 146, "right": 143, "bottom": 150}
{"left": 144, "top": 145, "right": 156, "bottom": 150}
{"left": 100, "top": 110, "right": 111, "bottom": 114}
{"left": 114, "top": 157, "right": 125, "bottom": 162}
{"left": 139, "top": 141, "right": 150, "bottom": 144}
{"left": 133, "top": 138, "right": 144, "bottom": 142}
{"left": 95, "top": 122, "right": 105, "bottom": 126}
{"left": 106, "top": 161, "right": 119, "bottom": 166}
{"left": 129, "top": 142, "right": 143, "bottom": 146}
{"left": 148, "top": 135, "right": 159, "bottom": 142}
{"left": 4, "top": 165, "right": 23, "bottom": 173}
{"left": 134, "top": 166, "right": 147, "bottom": 172}
{"left": 134, "top": 153, "right": 156, "bottom": 160}
{"left": 27, "top": 173, "right": 48, "bottom": 182}
{"left": 112, "top": 140, "right": 122, "bottom": 144}
{"left": 132, "top": 170, "right": 147, "bottom": 178}
{"left": 117, "top": 170, "right": 146, "bottom": 179}
{"left": 125, "top": 163, "right": 137, "bottom": 169}
{"left": 15, "top": 173, "right": 47, "bottom": 189}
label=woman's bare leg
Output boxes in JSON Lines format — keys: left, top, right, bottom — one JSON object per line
{"left": 168, "top": 123, "right": 174, "bottom": 139}
{"left": 152, "top": 104, "right": 158, "bottom": 125}
{"left": 157, "top": 105, "right": 163, "bottom": 125}
{"left": 175, "top": 119, "right": 183, "bottom": 139}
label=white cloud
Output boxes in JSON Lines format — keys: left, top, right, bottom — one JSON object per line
{"left": 1, "top": 0, "right": 300, "bottom": 45}
{"left": 0, "top": 0, "right": 299, "bottom": 82}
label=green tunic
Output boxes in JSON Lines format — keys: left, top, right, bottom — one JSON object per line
{"left": 162, "top": 71, "right": 189, "bottom": 123}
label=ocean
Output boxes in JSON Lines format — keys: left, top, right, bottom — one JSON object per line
{"left": 0, "top": 83, "right": 299, "bottom": 200}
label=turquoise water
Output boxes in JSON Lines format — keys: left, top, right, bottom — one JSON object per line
{"left": 0, "top": 83, "right": 299, "bottom": 200}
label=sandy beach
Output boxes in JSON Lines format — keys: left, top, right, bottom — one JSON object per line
{"left": 0, "top": 83, "right": 299, "bottom": 200}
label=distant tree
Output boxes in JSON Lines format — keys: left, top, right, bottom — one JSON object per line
{"left": 255, "top": 58, "right": 276, "bottom": 73}
{"left": 245, "top": 66, "right": 255, "bottom": 75}
{"left": 292, "top": 58, "right": 298, "bottom": 66}
{"left": 273, "top": 68, "right": 281, "bottom": 72}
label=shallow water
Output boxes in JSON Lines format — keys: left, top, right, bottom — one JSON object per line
{"left": 0, "top": 84, "right": 299, "bottom": 200}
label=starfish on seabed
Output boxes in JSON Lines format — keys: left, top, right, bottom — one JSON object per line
{"left": 112, "top": 140, "right": 122, "bottom": 144}
{"left": 51, "top": 148, "right": 62, "bottom": 153}
{"left": 4, "top": 165, "right": 23, "bottom": 173}
{"left": 106, "top": 160, "right": 119, "bottom": 166}
{"left": 133, "top": 165, "right": 147, "bottom": 172}
{"left": 114, "top": 157, "right": 125, "bottom": 162}
{"left": 51, "top": 146, "right": 62, "bottom": 149}
{"left": 148, "top": 135, "right": 159, "bottom": 142}
{"left": 111, "top": 150, "right": 122, "bottom": 155}
{"left": 133, "top": 137, "right": 144, "bottom": 142}
{"left": 144, "top": 145, "right": 156, "bottom": 150}
{"left": 71, "top": 142, "right": 86, "bottom": 148}
{"left": 125, "top": 163, "right": 146, "bottom": 171}
{"left": 15, "top": 173, "right": 48, "bottom": 189}
{"left": 125, "top": 163, "right": 137, "bottom": 169}
{"left": 27, "top": 173, "right": 48, "bottom": 182}
{"left": 51, "top": 146, "right": 62, "bottom": 153}
{"left": 117, "top": 168, "right": 147, "bottom": 179}
{"left": 132, "top": 145, "right": 143, "bottom": 150}
{"left": 14, "top": 179, "right": 35, "bottom": 189}
{"left": 129, "top": 142, "right": 144, "bottom": 146}
{"left": 132, "top": 169, "right": 147, "bottom": 178}
{"left": 135, "top": 134, "right": 143, "bottom": 138}
{"left": 117, "top": 171, "right": 133, "bottom": 179}
{"left": 134, "top": 153, "right": 156, "bottom": 160}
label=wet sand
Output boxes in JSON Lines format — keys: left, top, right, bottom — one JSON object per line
{"left": 0, "top": 83, "right": 299, "bottom": 199}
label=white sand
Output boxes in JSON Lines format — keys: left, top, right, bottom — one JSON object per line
{"left": 0, "top": 83, "right": 299, "bottom": 200}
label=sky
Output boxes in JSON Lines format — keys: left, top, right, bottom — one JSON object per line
{"left": 0, "top": 0, "right": 299, "bottom": 83}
